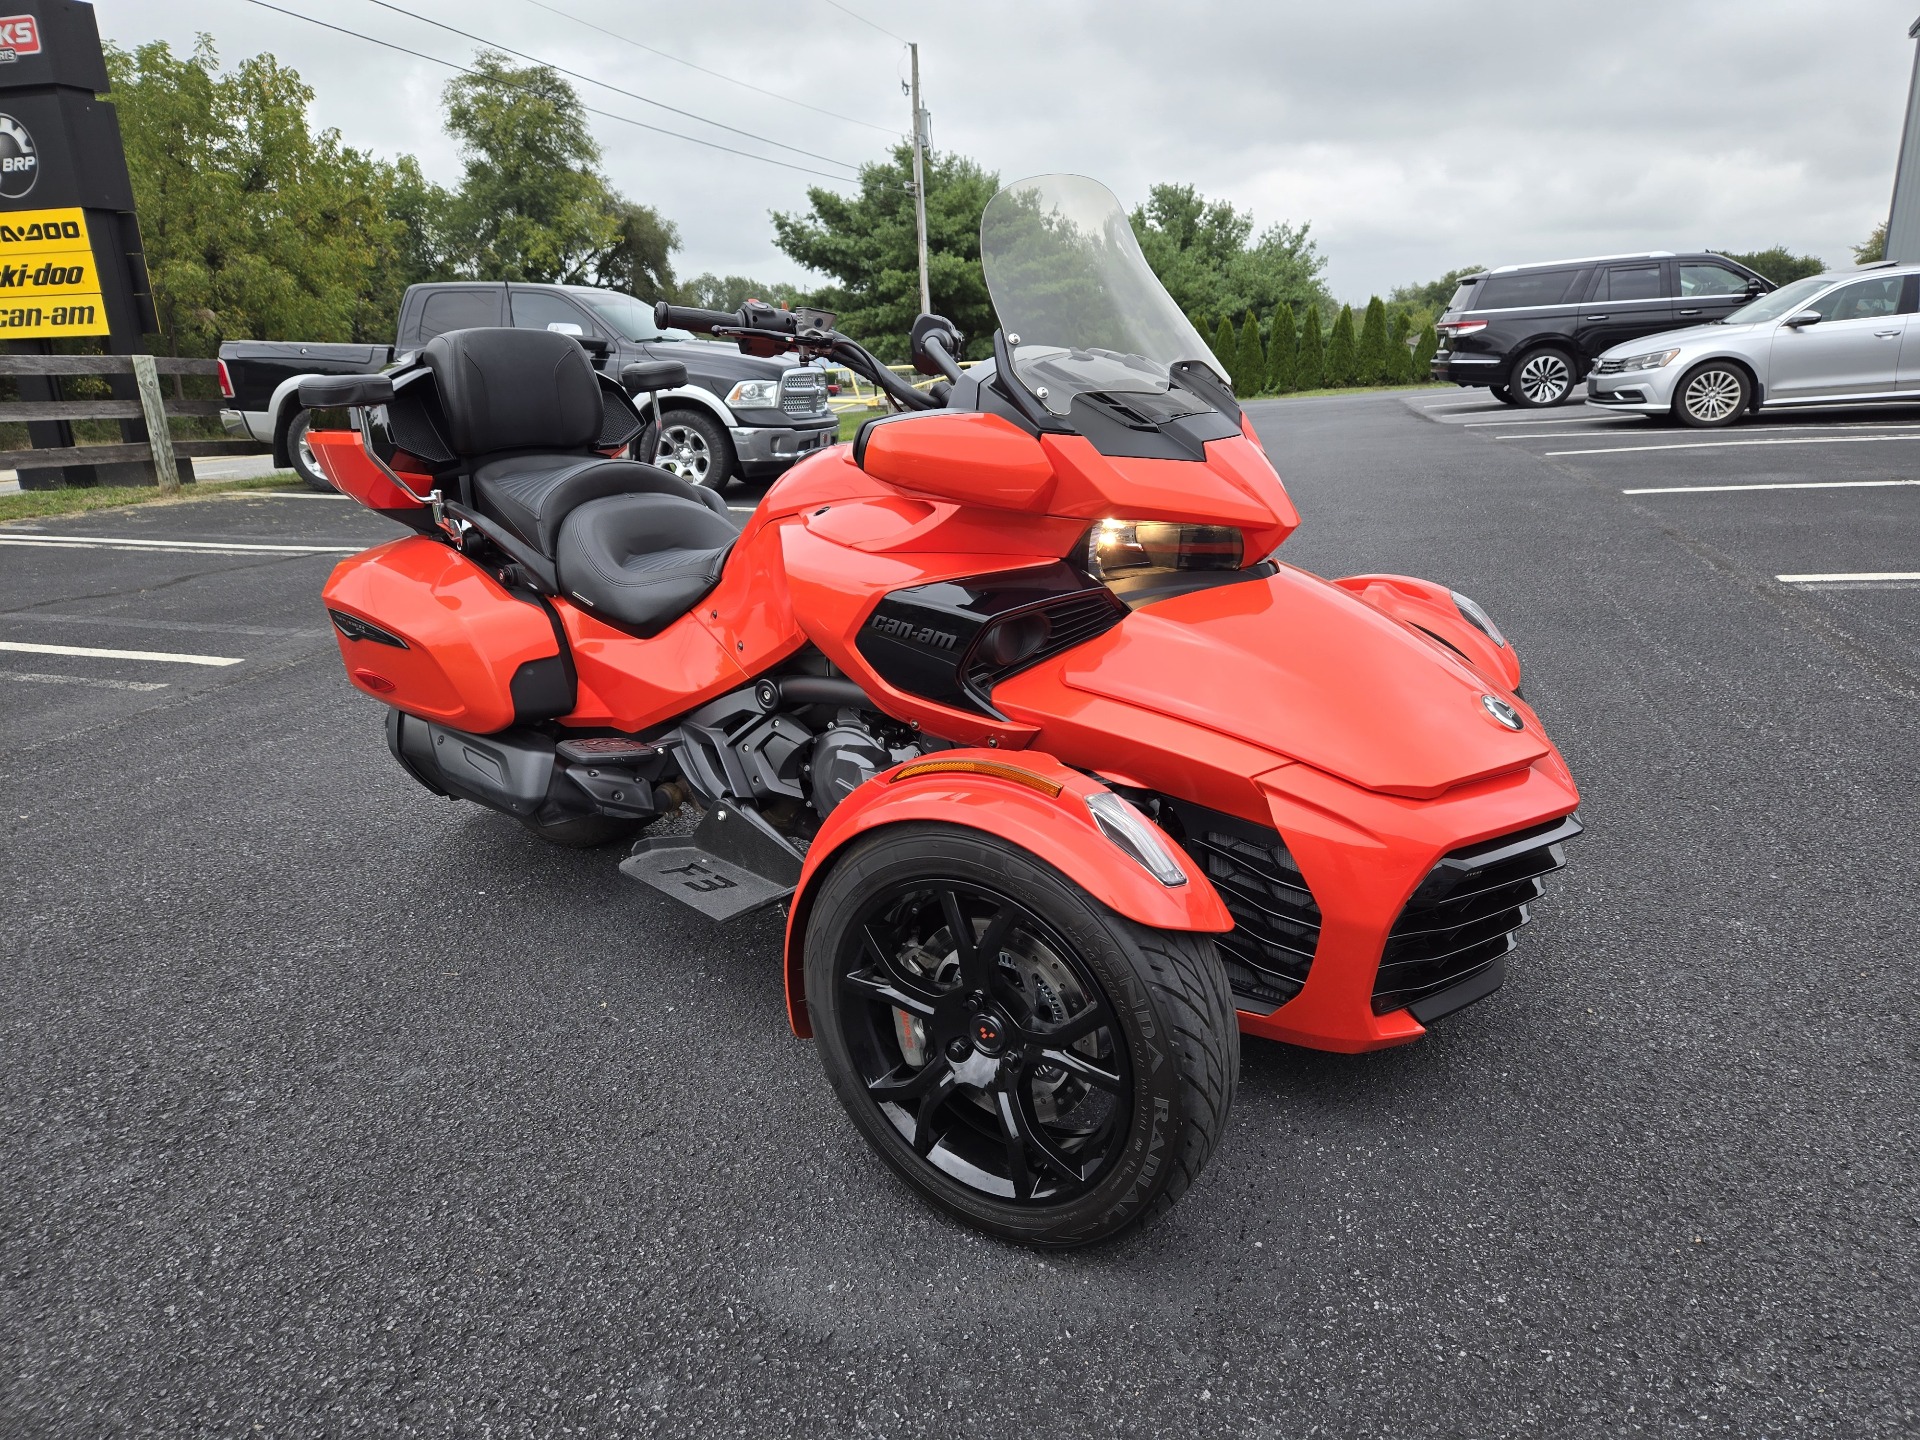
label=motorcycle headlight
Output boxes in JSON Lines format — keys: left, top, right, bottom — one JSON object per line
{"left": 726, "top": 379, "right": 780, "bottom": 407}
{"left": 1615, "top": 348, "right": 1680, "bottom": 371}
{"left": 1450, "top": 590, "right": 1508, "bottom": 648}
{"left": 1089, "top": 519, "right": 1243, "bottom": 576}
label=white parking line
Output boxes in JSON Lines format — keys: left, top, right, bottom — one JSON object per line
{"left": 1777, "top": 571, "right": 1920, "bottom": 583}
{"left": 0, "top": 640, "right": 243, "bottom": 666}
{"left": 1504, "top": 420, "right": 1920, "bottom": 442}
{"left": 246, "top": 491, "right": 354, "bottom": 501}
{"left": 1545, "top": 435, "right": 1920, "bottom": 457}
{"left": 0, "top": 536, "right": 359, "bottom": 557}
{"left": 1622, "top": 479, "right": 1920, "bottom": 495}
{"left": 0, "top": 532, "right": 360, "bottom": 553}
{"left": 5, "top": 671, "right": 170, "bottom": 692}
{"left": 1462, "top": 415, "right": 1645, "bottom": 427}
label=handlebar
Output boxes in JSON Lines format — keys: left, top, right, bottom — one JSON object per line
{"left": 653, "top": 301, "right": 742, "bottom": 334}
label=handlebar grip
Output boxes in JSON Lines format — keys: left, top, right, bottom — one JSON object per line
{"left": 653, "top": 301, "right": 742, "bottom": 333}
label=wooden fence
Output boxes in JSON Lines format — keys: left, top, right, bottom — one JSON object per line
{"left": 0, "top": 354, "right": 269, "bottom": 492}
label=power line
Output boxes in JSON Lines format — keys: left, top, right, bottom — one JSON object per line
{"left": 360, "top": 0, "right": 858, "bottom": 173}
{"left": 515, "top": 0, "right": 899, "bottom": 136}
{"left": 821, "top": 0, "right": 911, "bottom": 47}
{"left": 242, "top": 1, "right": 856, "bottom": 180}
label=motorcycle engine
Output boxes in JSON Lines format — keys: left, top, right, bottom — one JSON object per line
{"left": 809, "top": 710, "right": 923, "bottom": 816}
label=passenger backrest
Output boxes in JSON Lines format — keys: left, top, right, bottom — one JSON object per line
{"left": 424, "top": 327, "right": 602, "bottom": 458}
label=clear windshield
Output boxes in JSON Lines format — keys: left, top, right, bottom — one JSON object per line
{"left": 980, "top": 174, "right": 1227, "bottom": 415}
{"left": 1721, "top": 274, "right": 1835, "bottom": 325}
{"left": 572, "top": 289, "right": 695, "bottom": 343}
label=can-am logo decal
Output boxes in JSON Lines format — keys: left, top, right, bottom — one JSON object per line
{"left": 0, "top": 114, "right": 36, "bottom": 199}
{"left": 0, "top": 16, "right": 40, "bottom": 62}
{"left": 868, "top": 612, "right": 958, "bottom": 650}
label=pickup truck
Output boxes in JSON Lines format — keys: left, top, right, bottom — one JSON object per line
{"left": 218, "top": 281, "right": 839, "bottom": 491}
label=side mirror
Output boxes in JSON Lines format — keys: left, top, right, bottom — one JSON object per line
{"left": 910, "top": 313, "right": 965, "bottom": 379}
{"left": 1784, "top": 310, "right": 1823, "bottom": 328}
{"left": 620, "top": 360, "right": 687, "bottom": 394}
{"left": 854, "top": 411, "right": 1053, "bottom": 507}
{"left": 299, "top": 373, "right": 393, "bottom": 408}
{"left": 546, "top": 322, "right": 584, "bottom": 337}
{"left": 1745, "top": 278, "right": 1768, "bottom": 295}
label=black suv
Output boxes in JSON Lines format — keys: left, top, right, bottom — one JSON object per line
{"left": 1430, "top": 252, "right": 1773, "bottom": 407}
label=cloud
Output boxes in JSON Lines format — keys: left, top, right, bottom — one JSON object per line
{"left": 112, "top": 0, "right": 1919, "bottom": 303}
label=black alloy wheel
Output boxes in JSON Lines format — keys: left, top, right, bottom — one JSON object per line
{"left": 805, "top": 824, "right": 1238, "bottom": 1247}
{"left": 1672, "top": 361, "right": 1749, "bottom": 428}
{"left": 1509, "top": 347, "right": 1577, "bottom": 408}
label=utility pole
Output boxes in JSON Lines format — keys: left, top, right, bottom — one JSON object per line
{"left": 909, "top": 42, "right": 931, "bottom": 315}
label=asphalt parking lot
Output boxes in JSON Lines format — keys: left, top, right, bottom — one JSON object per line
{"left": 2, "top": 393, "right": 1915, "bottom": 1438}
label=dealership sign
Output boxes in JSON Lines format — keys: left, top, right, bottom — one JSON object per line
{"left": 0, "top": 15, "right": 41, "bottom": 61}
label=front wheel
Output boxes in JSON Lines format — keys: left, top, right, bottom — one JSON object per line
{"left": 1672, "top": 361, "right": 1749, "bottom": 428}
{"left": 805, "top": 823, "right": 1239, "bottom": 1248}
{"left": 1509, "top": 347, "right": 1577, "bottom": 407}
{"left": 640, "top": 408, "right": 735, "bottom": 491}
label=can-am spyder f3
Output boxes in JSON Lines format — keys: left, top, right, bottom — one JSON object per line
{"left": 303, "top": 174, "right": 1581, "bottom": 1247}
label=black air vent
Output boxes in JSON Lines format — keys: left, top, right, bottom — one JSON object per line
{"left": 598, "top": 387, "right": 644, "bottom": 449}
{"left": 1373, "top": 814, "right": 1581, "bottom": 1015}
{"left": 961, "top": 590, "right": 1127, "bottom": 702}
{"left": 1158, "top": 799, "right": 1321, "bottom": 1013}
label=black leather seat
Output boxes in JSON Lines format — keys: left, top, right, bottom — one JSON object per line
{"left": 420, "top": 328, "right": 734, "bottom": 630}
{"left": 556, "top": 494, "right": 739, "bottom": 635}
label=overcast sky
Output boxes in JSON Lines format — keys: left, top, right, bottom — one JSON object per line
{"left": 103, "top": 0, "right": 1920, "bottom": 302}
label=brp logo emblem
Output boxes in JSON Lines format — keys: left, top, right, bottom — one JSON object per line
{"left": 0, "top": 114, "right": 37, "bottom": 199}
{"left": 1481, "top": 694, "right": 1524, "bottom": 731}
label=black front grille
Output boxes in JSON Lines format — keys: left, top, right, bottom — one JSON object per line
{"left": 960, "top": 589, "right": 1127, "bottom": 703}
{"left": 1160, "top": 800, "right": 1321, "bottom": 1012}
{"left": 1373, "top": 814, "right": 1581, "bottom": 1016}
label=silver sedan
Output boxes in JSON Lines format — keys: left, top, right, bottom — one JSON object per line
{"left": 1585, "top": 264, "right": 1920, "bottom": 427}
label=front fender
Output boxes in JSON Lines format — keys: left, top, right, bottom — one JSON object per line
{"left": 781, "top": 749, "right": 1231, "bottom": 1037}
{"left": 1332, "top": 573, "right": 1522, "bottom": 694}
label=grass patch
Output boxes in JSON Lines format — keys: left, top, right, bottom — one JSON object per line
{"left": 837, "top": 406, "right": 886, "bottom": 442}
{"left": 0, "top": 473, "right": 299, "bottom": 523}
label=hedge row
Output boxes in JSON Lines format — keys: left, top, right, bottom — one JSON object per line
{"left": 1194, "top": 299, "right": 1439, "bottom": 397}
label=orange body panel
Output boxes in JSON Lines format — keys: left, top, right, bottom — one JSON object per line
{"left": 322, "top": 537, "right": 558, "bottom": 731}
{"left": 1332, "top": 573, "right": 1524, "bottom": 694}
{"left": 781, "top": 749, "right": 1233, "bottom": 1037}
{"left": 859, "top": 411, "right": 1057, "bottom": 508}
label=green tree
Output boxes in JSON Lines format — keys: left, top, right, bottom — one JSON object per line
{"left": 1854, "top": 221, "right": 1887, "bottom": 265}
{"left": 1716, "top": 246, "right": 1824, "bottom": 286}
{"left": 1130, "top": 183, "right": 1331, "bottom": 323}
{"left": 598, "top": 200, "right": 681, "bottom": 299}
{"left": 441, "top": 51, "right": 625, "bottom": 284}
{"left": 1212, "top": 315, "right": 1240, "bottom": 391}
{"left": 676, "top": 273, "right": 802, "bottom": 311}
{"left": 1388, "top": 263, "right": 1484, "bottom": 335}
{"left": 1412, "top": 321, "right": 1438, "bottom": 379}
{"left": 1325, "top": 304, "right": 1358, "bottom": 387}
{"left": 1266, "top": 305, "right": 1297, "bottom": 394}
{"left": 1357, "top": 296, "right": 1391, "bottom": 385}
{"left": 1235, "top": 313, "right": 1266, "bottom": 397}
{"left": 773, "top": 143, "right": 999, "bottom": 362}
{"left": 107, "top": 37, "right": 420, "bottom": 354}
{"left": 1296, "top": 306, "right": 1325, "bottom": 390}
{"left": 1387, "top": 311, "right": 1411, "bottom": 383}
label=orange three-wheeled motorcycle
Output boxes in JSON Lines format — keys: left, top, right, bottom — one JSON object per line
{"left": 305, "top": 176, "right": 1580, "bottom": 1246}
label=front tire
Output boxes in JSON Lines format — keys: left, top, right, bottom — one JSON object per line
{"left": 1509, "top": 347, "right": 1577, "bottom": 407}
{"left": 283, "top": 409, "right": 333, "bottom": 491}
{"left": 641, "top": 408, "right": 736, "bottom": 491}
{"left": 1672, "top": 361, "right": 1748, "bottom": 428}
{"left": 805, "top": 823, "right": 1238, "bottom": 1248}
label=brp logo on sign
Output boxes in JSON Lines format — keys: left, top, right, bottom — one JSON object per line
{"left": 0, "top": 15, "right": 39, "bottom": 62}
{"left": 0, "top": 114, "right": 36, "bottom": 199}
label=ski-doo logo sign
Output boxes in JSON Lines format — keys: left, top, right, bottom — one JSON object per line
{"left": 0, "top": 16, "right": 39, "bottom": 62}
